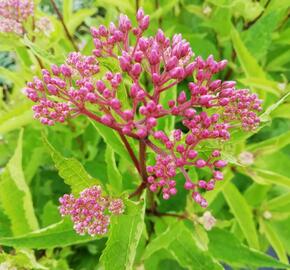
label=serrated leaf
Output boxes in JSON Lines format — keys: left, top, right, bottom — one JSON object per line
{"left": 105, "top": 145, "right": 123, "bottom": 194}
{"left": 100, "top": 198, "right": 146, "bottom": 270}
{"left": 42, "top": 134, "right": 100, "bottom": 195}
{"left": 222, "top": 182, "right": 259, "bottom": 249}
{"left": 0, "top": 218, "right": 98, "bottom": 249}
{"left": 0, "top": 129, "right": 39, "bottom": 236}
{"left": 208, "top": 228, "right": 289, "bottom": 268}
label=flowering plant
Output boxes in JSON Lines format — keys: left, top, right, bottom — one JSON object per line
{"left": 0, "top": 1, "right": 289, "bottom": 269}
{"left": 25, "top": 8, "right": 261, "bottom": 215}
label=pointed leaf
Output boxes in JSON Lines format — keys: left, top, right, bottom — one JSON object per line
{"left": 0, "top": 219, "right": 99, "bottom": 249}
{"left": 223, "top": 182, "right": 259, "bottom": 249}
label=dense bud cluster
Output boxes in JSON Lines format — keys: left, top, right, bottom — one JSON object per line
{"left": 0, "top": 0, "right": 52, "bottom": 35}
{"left": 25, "top": 8, "right": 261, "bottom": 209}
{"left": 147, "top": 129, "right": 227, "bottom": 205}
{"left": 59, "top": 186, "right": 124, "bottom": 236}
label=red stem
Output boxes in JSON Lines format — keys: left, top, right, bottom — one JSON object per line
{"left": 81, "top": 108, "right": 139, "bottom": 139}
{"left": 117, "top": 131, "right": 141, "bottom": 174}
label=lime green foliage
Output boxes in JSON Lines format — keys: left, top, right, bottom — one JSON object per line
{"left": 0, "top": 0, "right": 290, "bottom": 269}
{"left": 100, "top": 198, "right": 146, "bottom": 270}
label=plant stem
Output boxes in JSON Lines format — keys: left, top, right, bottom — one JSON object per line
{"left": 146, "top": 209, "right": 188, "bottom": 220}
{"left": 117, "top": 131, "right": 141, "bottom": 174}
{"left": 81, "top": 108, "right": 139, "bottom": 139}
{"left": 139, "top": 139, "right": 148, "bottom": 181}
{"left": 135, "top": 0, "right": 140, "bottom": 12}
{"left": 49, "top": 0, "right": 79, "bottom": 51}
{"left": 129, "top": 139, "right": 148, "bottom": 198}
{"left": 129, "top": 181, "right": 147, "bottom": 198}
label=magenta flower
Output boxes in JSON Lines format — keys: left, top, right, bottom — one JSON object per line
{"left": 25, "top": 8, "right": 262, "bottom": 208}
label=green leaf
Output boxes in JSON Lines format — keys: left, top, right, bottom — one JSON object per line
{"left": 205, "top": 168, "right": 234, "bottom": 206}
{"left": 222, "top": 182, "right": 259, "bottom": 249}
{"left": 259, "top": 92, "right": 290, "bottom": 123}
{"left": 63, "top": 0, "right": 73, "bottom": 24}
{"left": 105, "top": 145, "right": 123, "bottom": 194}
{"left": 271, "top": 103, "right": 290, "bottom": 119}
{"left": 0, "top": 249, "right": 47, "bottom": 270}
{"left": 231, "top": 27, "right": 266, "bottom": 79}
{"left": 144, "top": 221, "right": 222, "bottom": 270}
{"left": 97, "top": 0, "right": 134, "bottom": 13}
{"left": 238, "top": 77, "right": 280, "bottom": 96}
{"left": 245, "top": 168, "right": 290, "bottom": 188}
{"left": 0, "top": 109, "right": 33, "bottom": 134}
{"left": 0, "top": 129, "right": 39, "bottom": 236}
{"left": 243, "top": 12, "right": 281, "bottom": 60}
{"left": 67, "top": 9, "right": 97, "bottom": 33}
{"left": 0, "top": 219, "right": 98, "bottom": 249}
{"left": 143, "top": 222, "right": 180, "bottom": 260}
{"left": 272, "top": 217, "right": 290, "bottom": 254}
{"left": 244, "top": 183, "right": 271, "bottom": 207}
{"left": 42, "top": 134, "right": 100, "bottom": 195}
{"left": 208, "top": 228, "right": 289, "bottom": 268}
{"left": 90, "top": 120, "right": 133, "bottom": 163}
{"left": 22, "top": 36, "right": 63, "bottom": 65}
{"left": 265, "top": 192, "right": 290, "bottom": 211}
{"left": 260, "top": 219, "right": 289, "bottom": 264}
{"left": 0, "top": 66, "right": 26, "bottom": 90}
{"left": 100, "top": 198, "right": 146, "bottom": 270}
{"left": 247, "top": 130, "right": 290, "bottom": 155}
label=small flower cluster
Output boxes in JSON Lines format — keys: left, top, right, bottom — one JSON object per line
{"left": 0, "top": 0, "right": 33, "bottom": 35}
{"left": 59, "top": 186, "right": 124, "bottom": 236}
{"left": 0, "top": 0, "right": 52, "bottom": 36}
{"left": 147, "top": 129, "right": 227, "bottom": 206}
{"left": 25, "top": 8, "right": 262, "bottom": 208}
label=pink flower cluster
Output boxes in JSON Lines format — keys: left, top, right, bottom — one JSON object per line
{"left": 25, "top": 8, "right": 262, "bottom": 208}
{"left": 0, "top": 0, "right": 52, "bottom": 36}
{"left": 0, "top": 0, "right": 33, "bottom": 35}
{"left": 59, "top": 186, "right": 124, "bottom": 236}
{"left": 147, "top": 128, "right": 227, "bottom": 206}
